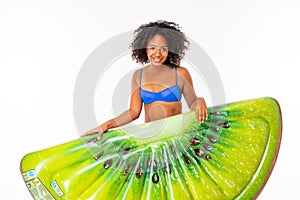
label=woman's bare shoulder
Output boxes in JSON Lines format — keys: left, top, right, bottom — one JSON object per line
{"left": 132, "top": 68, "right": 140, "bottom": 76}
{"left": 132, "top": 67, "right": 144, "bottom": 85}
{"left": 132, "top": 65, "right": 150, "bottom": 79}
{"left": 177, "top": 66, "right": 191, "bottom": 77}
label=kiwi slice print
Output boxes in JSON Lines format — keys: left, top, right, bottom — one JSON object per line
{"left": 20, "top": 97, "right": 282, "bottom": 199}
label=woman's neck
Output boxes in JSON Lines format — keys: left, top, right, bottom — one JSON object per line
{"left": 148, "top": 64, "right": 170, "bottom": 72}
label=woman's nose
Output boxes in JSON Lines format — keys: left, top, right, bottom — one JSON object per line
{"left": 154, "top": 48, "right": 161, "bottom": 56}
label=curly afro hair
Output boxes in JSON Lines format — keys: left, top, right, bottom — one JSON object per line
{"left": 130, "top": 20, "right": 190, "bottom": 68}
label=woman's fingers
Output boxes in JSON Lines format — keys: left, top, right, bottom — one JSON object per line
{"left": 97, "top": 128, "right": 103, "bottom": 140}
{"left": 195, "top": 107, "right": 205, "bottom": 123}
{"left": 195, "top": 98, "right": 208, "bottom": 123}
{"left": 205, "top": 106, "right": 208, "bottom": 120}
{"left": 195, "top": 106, "right": 199, "bottom": 122}
{"left": 200, "top": 108, "right": 205, "bottom": 123}
{"left": 81, "top": 127, "right": 101, "bottom": 138}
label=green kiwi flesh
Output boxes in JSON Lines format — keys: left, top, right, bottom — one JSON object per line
{"left": 20, "top": 97, "right": 282, "bottom": 199}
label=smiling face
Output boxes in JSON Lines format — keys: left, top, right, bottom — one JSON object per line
{"left": 146, "top": 34, "right": 169, "bottom": 66}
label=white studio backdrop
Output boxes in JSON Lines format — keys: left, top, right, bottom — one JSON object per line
{"left": 0, "top": 1, "right": 299, "bottom": 199}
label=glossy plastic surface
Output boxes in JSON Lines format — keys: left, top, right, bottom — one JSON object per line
{"left": 20, "top": 97, "right": 282, "bottom": 200}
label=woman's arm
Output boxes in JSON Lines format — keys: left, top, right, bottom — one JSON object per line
{"left": 81, "top": 70, "right": 143, "bottom": 140}
{"left": 178, "top": 67, "right": 208, "bottom": 123}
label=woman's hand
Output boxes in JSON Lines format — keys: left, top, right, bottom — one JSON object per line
{"left": 194, "top": 97, "right": 208, "bottom": 123}
{"left": 81, "top": 124, "right": 107, "bottom": 140}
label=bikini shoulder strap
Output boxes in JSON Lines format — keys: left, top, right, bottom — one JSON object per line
{"left": 175, "top": 67, "right": 178, "bottom": 84}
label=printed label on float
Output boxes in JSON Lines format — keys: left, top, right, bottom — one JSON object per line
{"left": 23, "top": 170, "right": 55, "bottom": 200}
{"left": 50, "top": 180, "right": 64, "bottom": 197}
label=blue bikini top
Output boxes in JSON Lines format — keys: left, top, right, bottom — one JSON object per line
{"left": 140, "top": 68, "right": 182, "bottom": 104}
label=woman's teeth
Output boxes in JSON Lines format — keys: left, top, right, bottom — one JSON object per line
{"left": 153, "top": 57, "right": 162, "bottom": 62}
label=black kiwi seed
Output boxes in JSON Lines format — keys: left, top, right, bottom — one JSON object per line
{"left": 209, "top": 126, "right": 219, "bottom": 133}
{"left": 194, "top": 148, "right": 205, "bottom": 158}
{"left": 219, "top": 122, "right": 230, "bottom": 128}
{"left": 210, "top": 111, "right": 227, "bottom": 116}
{"left": 94, "top": 151, "right": 104, "bottom": 160}
{"left": 210, "top": 119, "right": 218, "bottom": 123}
{"left": 152, "top": 173, "right": 159, "bottom": 183}
{"left": 170, "top": 145, "right": 177, "bottom": 158}
{"left": 209, "top": 111, "right": 219, "bottom": 115}
{"left": 146, "top": 157, "right": 151, "bottom": 168}
{"left": 135, "top": 166, "right": 142, "bottom": 179}
{"left": 164, "top": 164, "right": 171, "bottom": 174}
{"left": 207, "top": 135, "right": 217, "bottom": 143}
{"left": 123, "top": 147, "right": 130, "bottom": 155}
{"left": 203, "top": 143, "right": 212, "bottom": 151}
{"left": 153, "top": 159, "right": 158, "bottom": 171}
{"left": 183, "top": 154, "right": 191, "bottom": 165}
{"left": 189, "top": 138, "right": 200, "bottom": 146}
{"left": 205, "top": 154, "right": 211, "bottom": 160}
{"left": 87, "top": 137, "right": 97, "bottom": 143}
{"left": 123, "top": 164, "right": 131, "bottom": 175}
{"left": 104, "top": 159, "right": 113, "bottom": 169}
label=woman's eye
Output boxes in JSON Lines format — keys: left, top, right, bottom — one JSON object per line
{"left": 161, "top": 47, "right": 168, "bottom": 52}
{"left": 148, "top": 46, "right": 156, "bottom": 51}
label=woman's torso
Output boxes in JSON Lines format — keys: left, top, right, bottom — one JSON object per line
{"left": 139, "top": 66, "right": 183, "bottom": 122}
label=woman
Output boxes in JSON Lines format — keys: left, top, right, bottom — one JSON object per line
{"left": 82, "top": 20, "right": 208, "bottom": 140}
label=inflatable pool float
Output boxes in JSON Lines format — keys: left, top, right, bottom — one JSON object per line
{"left": 20, "top": 97, "right": 282, "bottom": 199}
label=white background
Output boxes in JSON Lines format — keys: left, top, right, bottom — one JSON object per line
{"left": 0, "top": 0, "right": 298, "bottom": 199}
